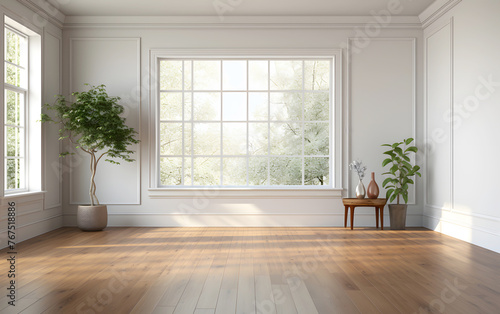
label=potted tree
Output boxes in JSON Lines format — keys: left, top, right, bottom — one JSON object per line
{"left": 381, "top": 138, "right": 421, "bottom": 230}
{"left": 41, "top": 84, "right": 139, "bottom": 231}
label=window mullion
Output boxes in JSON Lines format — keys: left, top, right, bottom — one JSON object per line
{"left": 220, "top": 60, "right": 224, "bottom": 186}
{"left": 267, "top": 60, "right": 271, "bottom": 186}
{"left": 302, "top": 60, "right": 305, "bottom": 186}
{"left": 181, "top": 61, "right": 185, "bottom": 185}
{"left": 246, "top": 60, "right": 249, "bottom": 186}
{"left": 191, "top": 60, "right": 194, "bottom": 185}
{"left": 4, "top": 60, "right": 26, "bottom": 71}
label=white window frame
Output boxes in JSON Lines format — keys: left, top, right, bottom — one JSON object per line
{"left": 2, "top": 15, "right": 42, "bottom": 196}
{"left": 148, "top": 49, "right": 343, "bottom": 198}
{"left": 4, "top": 25, "right": 28, "bottom": 193}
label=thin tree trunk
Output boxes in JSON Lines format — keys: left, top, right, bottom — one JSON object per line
{"left": 89, "top": 152, "right": 99, "bottom": 206}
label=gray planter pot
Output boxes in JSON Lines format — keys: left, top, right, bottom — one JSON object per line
{"left": 388, "top": 204, "right": 407, "bottom": 230}
{"left": 77, "top": 205, "right": 108, "bottom": 231}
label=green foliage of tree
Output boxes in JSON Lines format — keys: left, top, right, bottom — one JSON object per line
{"left": 381, "top": 138, "right": 421, "bottom": 204}
{"left": 41, "top": 84, "right": 139, "bottom": 205}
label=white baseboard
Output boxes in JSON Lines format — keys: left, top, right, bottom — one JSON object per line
{"left": 63, "top": 213, "right": 422, "bottom": 228}
{"left": 424, "top": 214, "right": 500, "bottom": 254}
{"left": 0, "top": 214, "right": 63, "bottom": 249}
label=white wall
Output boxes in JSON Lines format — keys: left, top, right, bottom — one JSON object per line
{"left": 423, "top": 0, "right": 500, "bottom": 253}
{"left": 61, "top": 18, "right": 424, "bottom": 227}
{"left": 0, "top": 1, "right": 63, "bottom": 248}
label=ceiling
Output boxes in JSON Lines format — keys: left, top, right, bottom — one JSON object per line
{"left": 46, "top": 0, "right": 436, "bottom": 17}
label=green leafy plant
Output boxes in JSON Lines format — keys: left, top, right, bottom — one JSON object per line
{"left": 381, "top": 138, "right": 421, "bottom": 204}
{"left": 41, "top": 84, "right": 139, "bottom": 206}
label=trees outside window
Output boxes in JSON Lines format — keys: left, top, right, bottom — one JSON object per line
{"left": 158, "top": 58, "right": 332, "bottom": 187}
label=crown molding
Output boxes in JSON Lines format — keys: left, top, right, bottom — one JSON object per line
{"left": 17, "top": 0, "right": 66, "bottom": 28}
{"left": 63, "top": 15, "right": 422, "bottom": 29}
{"left": 419, "top": 0, "right": 462, "bottom": 29}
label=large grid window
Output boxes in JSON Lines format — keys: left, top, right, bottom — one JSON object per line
{"left": 158, "top": 58, "right": 332, "bottom": 187}
{"left": 4, "top": 26, "right": 28, "bottom": 191}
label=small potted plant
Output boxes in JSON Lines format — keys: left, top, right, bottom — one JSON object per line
{"left": 381, "top": 138, "right": 421, "bottom": 230}
{"left": 41, "top": 84, "right": 139, "bottom": 231}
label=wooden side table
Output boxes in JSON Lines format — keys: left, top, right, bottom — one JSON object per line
{"left": 342, "top": 198, "right": 387, "bottom": 230}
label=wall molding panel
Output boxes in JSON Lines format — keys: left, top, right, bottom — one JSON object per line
{"left": 424, "top": 18, "right": 454, "bottom": 211}
{"left": 68, "top": 37, "right": 142, "bottom": 205}
{"left": 347, "top": 37, "right": 417, "bottom": 203}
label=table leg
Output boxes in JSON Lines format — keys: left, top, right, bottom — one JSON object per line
{"left": 375, "top": 207, "right": 379, "bottom": 229}
{"left": 380, "top": 206, "right": 384, "bottom": 230}
{"left": 350, "top": 206, "right": 355, "bottom": 230}
{"left": 344, "top": 205, "right": 348, "bottom": 228}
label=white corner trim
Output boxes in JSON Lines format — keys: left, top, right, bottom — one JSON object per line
{"left": 148, "top": 188, "right": 343, "bottom": 199}
{"left": 17, "top": 0, "right": 65, "bottom": 29}
{"left": 419, "top": 0, "right": 462, "bottom": 29}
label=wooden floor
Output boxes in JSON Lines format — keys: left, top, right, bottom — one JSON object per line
{"left": 1, "top": 227, "right": 500, "bottom": 314}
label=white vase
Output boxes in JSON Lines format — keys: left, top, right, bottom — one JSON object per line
{"left": 356, "top": 179, "right": 366, "bottom": 199}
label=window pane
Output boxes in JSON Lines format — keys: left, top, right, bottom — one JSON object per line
{"left": 184, "top": 123, "right": 192, "bottom": 155}
{"left": 160, "top": 92, "right": 182, "bottom": 121}
{"left": 193, "top": 123, "right": 220, "bottom": 155}
{"left": 6, "top": 29, "right": 25, "bottom": 66}
{"left": 6, "top": 126, "right": 23, "bottom": 157}
{"left": 223, "top": 123, "right": 246, "bottom": 155}
{"left": 184, "top": 157, "right": 192, "bottom": 185}
{"left": 270, "top": 123, "right": 302, "bottom": 156}
{"left": 249, "top": 123, "right": 268, "bottom": 155}
{"left": 223, "top": 92, "right": 246, "bottom": 121}
{"left": 305, "top": 157, "right": 329, "bottom": 185}
{"left": 249, "top": 61, "right": 268, "bottom": 90}
{"left": 270, "top": 157, "right": 302, "bottom": 185}
{"left": 304, "top": 123, "right": 329, "bottom": 156}
{"left": 160, "top": 123, "right": 183, "bottom": 155}
{"left": 193, "top": 60, "right": 221, "bottom": 90}
{"left": 248, "top": 92, "right": 268, "bottom": 121}
{"left": 304, "top": 92, "right": 329, "bottom": 121}
{"left": 184, "top": 92, "right": 192, "bottom": 121}
{"left": 223, "top": 60, "right": 246, "bottom": 90}
{"left": 304, "top": 60, "right": 330, "bottom": 91}
{"left": 5, "top": 63, "right": 26, "bottom": 88}
{"left": 270, "top": 60, "right": 303, "bottom": 90}
{"left": 193, "top": 157, "right": 220, "bottom": 185}
{"left": 249, "top": 157, "right": 268, "bottom": 185}
{"left": 270, "top": 92, "right": 302, "bottom": 121}
{"left": 5, "top": 90, "right": 23, "bottom": 125}
{"left": 160, "top": 157, "right": 182, "bottom": 185}
{"left": 184, "top": 61, "right": 192, "bottom": 90}
{"left": 223, "top": 158, "right": 247, "bottom": 185}
{"left": 6, "top": 158, "right": 23, "bottom": 190}
{"left": 160, "top": 60, "right": 183, "bottom": 90}
{"left": 193, "top": 92, "right": 221, "bottom": 121}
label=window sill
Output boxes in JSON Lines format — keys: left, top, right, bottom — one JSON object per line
{"left": 148, "top": 188, "right": 343, "bottom": 199}
{"left": 3, "top": 190, "right": 46, "bottom": 200}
